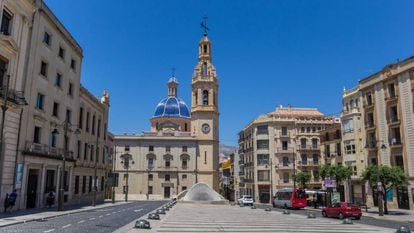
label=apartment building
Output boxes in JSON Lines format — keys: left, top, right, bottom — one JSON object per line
{"left": 238, "top": 106, "right": 335, "bottom": 203}
{"left": 0, "top": 0, "right": 35, "bottom": 211}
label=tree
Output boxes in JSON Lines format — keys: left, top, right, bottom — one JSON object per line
{"left": 319, "top": 164, "right": 352, "bottom": 183}
{"left": 362, "top": 165, "right": 407, "bottom": 214}
{"left": 295, "top": 171, "right": 311, "bottom": 188}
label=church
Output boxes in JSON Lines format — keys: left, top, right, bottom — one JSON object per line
{"left": 113, "top": 31, "right": 220, "bottom": 200}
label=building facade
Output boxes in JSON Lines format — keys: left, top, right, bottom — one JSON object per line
{"left": 238, "top": 106, "right": 335, "bottom": 203}
{"left": 113, "top": 32, "right": 220, "bottom": 200}
{"left": 343, "top": 56, "right": 414, "bottom": 210}
{"left": 0, "top": 0, "right": 111, "bottom": 211}
{"left": 0, "top": 0, "right": 35, "bottom": 211}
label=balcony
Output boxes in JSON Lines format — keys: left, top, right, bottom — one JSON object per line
{"left": 0, "top": 87, "right": 27, "bottom": 105}
{"left": 276, "top": 147, "right": 295, "bottom": 154}
{"left": 385, "top": 94, "right": 398, "bottom": 102}
{"left": 389, "top": 138, "right": 402, "bottom": 147}
{"left": 23, "top": 141, "right": 75, "bottom": 161}
{"left": 239, "top": 171, "right": 245, "bottom": 176}
{"left": 276, "top": 164, "right": 293, "bottom": 170}
{"left": 297, "top": 161, "right": 320, "bottom": 167}
{"left": 297, "top": 145, "right": 320, "bottom": 151}
{"left": 278, "top": 132, "right": 290, "bottom": 138}
{"left": 365, "top": 122, "right": 375, "bottom": 130}
{"left": 387, "top": 117, "right": 400, "bottom": 125}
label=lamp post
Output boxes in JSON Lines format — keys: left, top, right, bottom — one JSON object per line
{"left": 121, "top": 153, "right": 133, "bottom": 202}
{"left": 366, "top": 140, "right": 386, "bottom": 216}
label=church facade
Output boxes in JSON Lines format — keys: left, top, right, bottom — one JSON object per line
{"left": 113, "top": 33, "right": 219, "bottom": 200}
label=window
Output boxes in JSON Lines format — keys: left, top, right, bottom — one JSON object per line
{"left": 166, "top": 146, "right": 171, "bottom": 153}
{"left": 204, "top": 151, "right": 207, "bottom": 164}
{"left": 104, "top": 123, "right": 107, "bottom": 140}
{"left": 86, "top": 112, "right": 90, "bottom": 132}
{"left": 282, "top": 156, "right": 289, "bottom": 166}
{"left": 97, "top": 119, "right": 101, "bottom": 138}
{"left": 40, "top": 61, "right": 48, "bottom": 77}
{"left": 282, "top": 141, "right": 288, "bottom": 150}
{"left": 71, "top": 59, "right": 76, "bottom": 71}
{"left": 1, "top": 10, "right": 12, "bottom": 35}
{"left": 54, "top": 73, "right": 62, "bottom": 87}
{"left": 256, "top": 140, "right": 269, "bottom": 150}
{"left": 90, "top": 145, "right": 94, "bottom": 161}
{"left": 313, "top": 154, "right": 319, "bottom": 165}
{"left": 257, "top": 125, "right": 268, "bottom": 135}
{"left": 52, "top": 102, "right": 59, "bottom": 117}
{"left": 77, "top": 140, "right": 81, "bottom": 159}
{"left": 257, "top": 170, "right": 269, "bottom": 181}
{"left": 148, "top": 174, "right": 153, "bottom": 181}
{"left": 82, "top": 176, "right": 86, "bottom": 193}
{"left": 92, "top": 115, "right": 96, "bottom": 135}
{"left": 84, "top": 142, "right": 88, "bottom": 160}
{"left": 45, "top": 170, "right": 55, "bottom": 193}
{"left": 148, "top": 158, "right": 154, "bottom": 168}
{"left": 43, "top": 31, "right": 51, "bottom": 45}
{"left": 88, "top": 176, "right": 92, "bottom": 192}
{"left": 50, "top": 130, "right": 57, "bottom": 147}
{"left": 148, "top": 186, "right": 153, "bottom": 194}
{"left": 301, "top": 154, "right": 307, "bottom": 164}
{"left": 182, "top": 174, "right": 187, "bottom": 180}
{"left": 68, "top": 82, "right": 73, "bottom": 96}
{"left": 257, "top": 154, "right": 269, "bottom": 165}
{"left": 312, "top": 138, "right": 318, "bottom": 148}
{"left": 390, "top": 106, "right": 398, "bottom": 123}
{"left": 388, "top": 83, "right": 396, "bottom": 98}
{"left": 66, "top": 109, "right": 71, "bottom": 123}
{"left": 182, "top": 186, "right": 187, "bottom": 191}
{"left": 58, "top": 46, "right": 65, "bottom": 59}
{"left": 182, "top": 146, "right": 187, "bottom": 152}
{"left": 36, "top": 93, "right": 45, "bottom": 110}
{"left": 336, "top": 143, "right": 341, "bottom": 155}
{"left": 0, "top": 57, "right": 7, "bottom": 87}
{"left": 74, "top": 176, "right": 79, "bottom": 194}
{"left": 184, "top": 123, "right": 188, "bottom": 131}
{"left": 342, "top": 118, "right": 354, "bottom": 133}
{"left": 101, "top": 176, "right": 104, "bottom": 191}
{"left": 283, "top": 173, "right": 289, "bottom": 183}
{"left": 182, "top": 159, "right": 188, "bottom": 169}
{"left": 281, "top": 126, "right": 287, "bottom": 136}
{"left": 325, "top": 144, "right": 330, "bottom": 156}
{"left": 202, "top": 90, "right": 209, "bottom": 105}
{"left": 34, "top": 126, "right": 41, "bottom": 143}
{"left": 165, "top": 174, "right": 170, "bottom": 181}
{"left": 102, "top": 147, "right": 105, "bottom": 164}
{"left": 367, "top": 112, "right": 374, "bottom": 127}
{"left": 203, "top": 63, "right": 207, "bottom": 77}
{"left": 149, "top": 145, "right": 154, "bottom": 152}
{"left": 345, "top": 143, "right": 356, "bottom": 154}
{"left": 78, "top": 107, "right": 83, "bottom": 129}
{"left": 366, "top": 93, "right": 373, "bottom": 105}
{"left": 165, "top": 160, "right": 170, "bottom": 168}
{"left": 300, "top": 138, "right": 307, "bottom": 148}
{"left": 96, "top": 146, "right": 99, "bottom": 162}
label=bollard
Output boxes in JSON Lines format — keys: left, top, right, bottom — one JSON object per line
{"left": 396, "top": 226, "right": 411, "bottom": 233}
{"left": 156, "top": 209, "right": 166, "bottom": 215}
{"left": 148, "top": 213, "right": 160, "bottom": 220}
{"left": 135, "top": 219, "right": 151, "bottom": 229}
{"left": 342, "top": 218, "right": 353, "bottom": 224}
{"left": 265, "top": 207, "right": 271, "bottom": 211}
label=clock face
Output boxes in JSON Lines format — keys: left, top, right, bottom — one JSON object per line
{"left": 201, "top": 123, "right": 210, "bottom": 134}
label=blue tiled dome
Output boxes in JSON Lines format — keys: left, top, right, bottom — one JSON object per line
{"left": 152, "top": 97, "right": 191, "bottom": 119}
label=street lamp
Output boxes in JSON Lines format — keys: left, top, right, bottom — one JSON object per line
{"left": 147, "top": 166, "right": 153, "bottom": 200}
{"left": 52, "top": 117, "right": 80, "bottom": 211}
{"left": 120, "top": 153, "right": 134, "bottom": 202}
{"left": 366, "top": 139, "right": 387, "bottom": 216}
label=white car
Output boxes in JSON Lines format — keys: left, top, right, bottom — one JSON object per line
{"left": 238, "top": 195, "right": 254, "bottom": 206}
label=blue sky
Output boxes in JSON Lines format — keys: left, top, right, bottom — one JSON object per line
{"left": 45, "top": 0, "right": 414, "bottom": 146}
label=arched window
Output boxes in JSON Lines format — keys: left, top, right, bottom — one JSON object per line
{"left": 203, "top": 63, "right": 207, "bottom": 77}
{"left": 194, "top": 91, "right": 198, "bottom": 105}
{"left": 184, "top": 123, "right": 188, "bottom": 131}
{"left": 156, "top": 122, "right": 159, "bottom": 130}
{"left": 203, "top": 90, "right": 209, "bottom": 105}
{"left": 203, "top": 44, "right": 207, "bottom": 53}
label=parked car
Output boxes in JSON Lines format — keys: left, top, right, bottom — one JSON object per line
{"left": 238, "top": 195, "right": 254, "bottom": 206}
{"left": 322, "top": 202, "right": 362, "bottom": 220}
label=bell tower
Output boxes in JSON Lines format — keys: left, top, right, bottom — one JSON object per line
{"left": 191, "top": 21, "right": 219, "bottom": 191}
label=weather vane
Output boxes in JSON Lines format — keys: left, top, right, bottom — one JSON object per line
{"left": 200, "top": 16, "right": 209, "bottom": 36}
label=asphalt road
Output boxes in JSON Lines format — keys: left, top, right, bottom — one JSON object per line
{"left": 254, "top": 203, "right": 414, "bottom": 230}
{"left": 0, "top": 201, "right": 167, "bottom": 233}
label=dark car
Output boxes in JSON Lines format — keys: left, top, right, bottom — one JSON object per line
{"left": 322, "top": 202, "right": 362, "bottom": 220}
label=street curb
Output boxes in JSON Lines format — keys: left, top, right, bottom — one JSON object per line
{"left": 0, "top": 202, "right": 129, "bottom": 228}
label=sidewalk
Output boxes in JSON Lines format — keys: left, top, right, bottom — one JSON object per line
{"left": 304, "top": 206, "right": 414, "bottom": 223}
{"left": 0, "top": 199, "right": 128, "bottom": 227}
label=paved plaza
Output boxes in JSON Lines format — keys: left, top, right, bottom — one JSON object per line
{"left": 119, "top": 203, "right": 396, "bottom": 233}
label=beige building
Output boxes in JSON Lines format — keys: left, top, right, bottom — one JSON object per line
{"left": 238, "top": 106, "right": 335, "bottom": 203}
{"left": 0, "top": 0, "right": 35, "bottom": 211}
{"left": 343, "top": 56, "right": 414, "bottom": 210}
{"left": 113, "top": 32, "right": 219, "bottom": 200}
{"left": 0, "top": 0, "right": 111, "bottom": 211}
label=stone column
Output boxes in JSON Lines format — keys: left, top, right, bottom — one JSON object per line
{"left": 38, "top": 164, "right": 46, "bottom": 207}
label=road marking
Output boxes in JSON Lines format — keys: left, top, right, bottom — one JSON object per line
{"left": 89, "top": 217, "right": 95, "bottom": 220}
{"left": 99, "top": 215, "right": 103, "bottom": 218}
{"left": 77, "top": 220, "right": 85, "bottom": 224}
{"left": 62, "top": 224, "right": 71, "bottom": 229}
{"left": 134, "top": 208, "right": 143, "bottom": 212}
{"left": 44, "top": 229, "right": 55, "bottom": 233}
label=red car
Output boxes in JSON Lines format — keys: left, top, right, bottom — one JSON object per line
{"left": 322, "top": 202, "right": 362, "bottom": 220}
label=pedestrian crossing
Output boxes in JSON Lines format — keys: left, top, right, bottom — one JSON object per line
{"left": 152, "top": 203, "right": 394, "bottom": 233}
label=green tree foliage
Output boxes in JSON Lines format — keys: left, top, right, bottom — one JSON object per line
{"left": 362, "top": 165, "right": 407, "bottom": 214}
{"left": 295, "top": 171, "right": 311, "bottom": 188}
{"left": 318, "top": 164, "right": 353, "bottom": 183}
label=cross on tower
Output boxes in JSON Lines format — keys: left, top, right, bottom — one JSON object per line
{"left": 200, "top": 16, "right": 209, "bottom": 36}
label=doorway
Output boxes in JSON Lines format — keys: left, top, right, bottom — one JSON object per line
{"left": 164, "top": 187, "right": 171, "bottom": 199}
{"left": 397, "top": 186, "right": 409, "bottom": 210}
{"left": 26, "top": 169, "right": 39, "bottom": 209}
